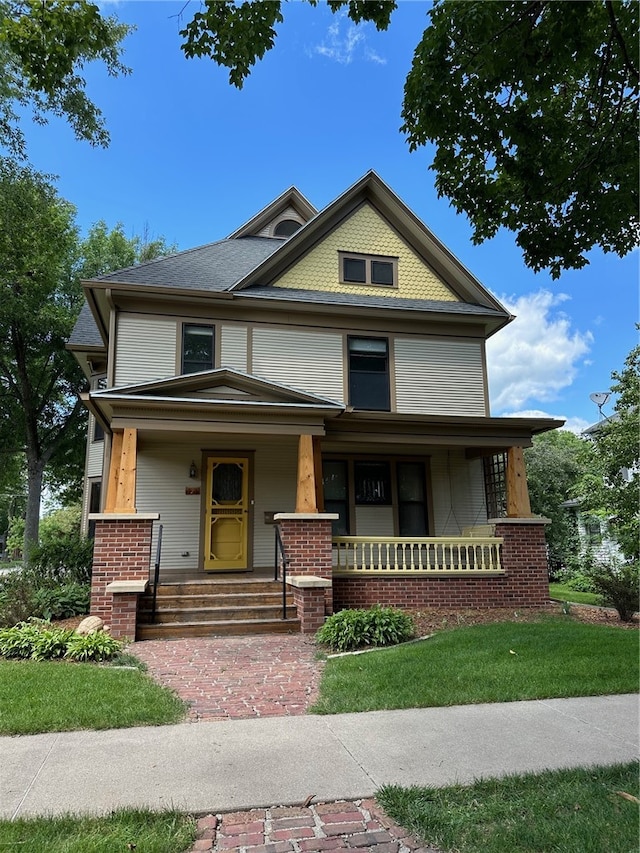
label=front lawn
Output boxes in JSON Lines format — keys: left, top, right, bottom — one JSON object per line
{"left": 378, "top": 762, "right": 639, "bottom": 853}
{"left": 310, "top": 619, "right": 639, "bottom": 714}
{"left": 0, "top": 659, "right": 186, "bottom": 734}
{"left": 549, "top": 582, "right": 602, "bottom": 606}
{"left": 0, "top": 809, "right": 196, "bottom": 853}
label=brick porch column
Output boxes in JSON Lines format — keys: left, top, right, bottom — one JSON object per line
{"left": 490, "top": 517, "right": 551, "bottom": 607}
{"left": 88, "top": 513, "right": 159, "bottom": 640}
{"left": 274, "top": 512, "right": 338, "bottom": 633}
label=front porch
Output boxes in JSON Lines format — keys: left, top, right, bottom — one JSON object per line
{"left": 88, "top": 419, "right": 552, "bottom": 639}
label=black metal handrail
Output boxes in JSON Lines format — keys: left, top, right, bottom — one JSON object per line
{"left": 274, "top": 524, "right": 288, "bottom": 620}
{"left": 150, "top": 523, "right": 163, "bottom": 624}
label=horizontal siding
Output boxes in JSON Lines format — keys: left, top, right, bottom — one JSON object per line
{"left": 220, "top": 325, "right": 248, "bottom": 372}
{"left": 430, "top": 450, "right": 487, "bottom": 535}
{"left": 395, "top": 339, "right": 486, "bottom": 416}
{"left": 136, "top": 435, "right": 298, "bottom": 575}
{"left": 115, "top": 315, "right": 176, "bottom": 386}
{"left": 252, "top": 329, "right": 344, "bottom": 402}
{"left": 355, "top": 506, "right": 394, "bottom": 537}
{"left": 86, "top": 422, "right": 104, "bottom": 478}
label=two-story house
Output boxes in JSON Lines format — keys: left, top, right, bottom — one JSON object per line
{"left": 68, "top": 172, "right": 561, "bottom": 639}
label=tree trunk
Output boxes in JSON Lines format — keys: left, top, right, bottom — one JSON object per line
{"left": 24, "top": 454, "right": 44, "bottom": 557}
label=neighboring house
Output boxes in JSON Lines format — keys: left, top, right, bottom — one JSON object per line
{"left": 68, "top": 171, "right": 561, "bottom": 638}
{"left": 560, "top": 416, "right": 630, "bottom": 565}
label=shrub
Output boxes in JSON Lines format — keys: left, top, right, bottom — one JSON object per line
{"left": 65, "top": 631, "right": 123, "bottom": 662}
{"left": 0, "top": 619, "right": 122, "bottom": 661}
{"left": 587, "top": 560, "right": 639, "bottom": 622}
{"left": 32, "top": 583, "right": 90, "bottom": 620}
{"left": 0, "top": 619, "right": 73, "bottom": 660}
{"left": 0, "top": 569, "right": 37, "bottom": 627}
{"left": 316, "top": 605, "right": 415, "bottom": 652}
{"left": 27, "top": 534, "right": 94, "bottom": 586}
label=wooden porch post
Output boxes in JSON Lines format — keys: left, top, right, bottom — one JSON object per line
{"left": 104, "top": 427, "right": 138, "bottom": 514}
{"left": 506, "top": 446, "right": 532, "bottom": 517}
{"left": 295, "top": 434, "right": 318, "bottom": 513}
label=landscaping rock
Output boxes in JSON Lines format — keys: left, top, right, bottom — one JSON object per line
{"left": 75, "top": 616, "right": 105, "bottom": 635}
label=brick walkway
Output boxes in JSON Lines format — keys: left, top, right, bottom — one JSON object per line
{"left": 189, "top": 799, "right": 440, "bottom": 852}
{"left": 130, "top": 634, "right": 323, "bottom": 721}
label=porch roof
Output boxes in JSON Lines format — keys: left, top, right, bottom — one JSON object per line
{"left": 324, "top": 410, "right": 564, "bottom": 451}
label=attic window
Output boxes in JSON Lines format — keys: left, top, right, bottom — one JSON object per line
{"left": 274, "top": 219, "right": 301, "bottom": 238}
{"left": 339, "top": 252, "right": 397, "bottom": 287}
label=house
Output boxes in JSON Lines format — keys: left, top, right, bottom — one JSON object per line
{"left": 68, "top": 171, "right": 561, "bottom": 639}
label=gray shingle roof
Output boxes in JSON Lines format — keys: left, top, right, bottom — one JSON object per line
{"left": 91, "top": 236, "right": 283, "bottom": 292}
{"left": 236, "top": 286, "right": 506, "bottom": 317}
{"left": 69, "top": 301, "right": 104, "bottom": 348}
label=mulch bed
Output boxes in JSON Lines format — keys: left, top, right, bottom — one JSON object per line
{"left": 53, "top": 602, "right": 638, "bottom": 637}
{"left": 408, "top": 602, "right": 639, "bottom": 636}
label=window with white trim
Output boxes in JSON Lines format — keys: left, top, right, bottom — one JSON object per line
{"left": 182, "top": 324, "right": 214, "bottom": 374}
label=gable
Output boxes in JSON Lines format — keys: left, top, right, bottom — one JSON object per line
{"left": 270, "top": 202, "right": 460, "bottom": 302}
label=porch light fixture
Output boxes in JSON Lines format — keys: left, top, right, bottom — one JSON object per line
{"left": 189, "top": 461, "right": 198, "bottom": 479}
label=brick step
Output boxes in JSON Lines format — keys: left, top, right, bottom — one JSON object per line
{"left": 136, "top": 618, "right": 300, "bottom": 640}
{"left": 138, "top": 604, "right": 297, "bottom": 624}
{"left": 140, "top": 592, "right": 290, "bottom": 609}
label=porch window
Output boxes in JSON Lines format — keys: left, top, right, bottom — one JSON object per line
{"left": 354, "top": 461, "right": 391, "bottom": 505}
{"left": 323, "top": 457, "right": 430, "bottom": 536}
{"left": 397, "top": 461, "right": 428, "bottom": 535}
{"left": 348, "top": 337, "right": 390, "bottom": 411}
{"left": 182, "top": 324, "right": 214, "bottom": 374}
{"left": 87, "top": 480, "right": 101, "bottom": 539}
{"left": 323, "top": 460, "right": 349, "bottom": 536}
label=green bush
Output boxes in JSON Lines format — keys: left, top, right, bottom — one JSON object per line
{"left": 316, "top": 605, "right": 415, "bottom": 652}
{"left": 32, "top": 583, "right": 90, "bottom": 620}
{"left": 27, "top": 534, "right": 94, "bottom": 585}
{"left": 565, "top": 571, "right": 596, "bottom": 593}
{"left": 0, "top": 569, "right": 36, "bottom": 627}
{"left": 0, "top": 619, "right": 122, "bottom": 661}
{"left": 65, "top": 631, "right": 123, "bottom": 662}
{"left": 587, "top": 560, "right": 639, "bottom": 622}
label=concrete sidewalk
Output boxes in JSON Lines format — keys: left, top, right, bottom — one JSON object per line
{"left": 2, "top": 694, "right": 638, "bottom": 819}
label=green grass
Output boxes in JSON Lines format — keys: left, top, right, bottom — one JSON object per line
{"left": 0, "top": 659, "right": 187, "bottom": 734}
{"left": 0, "top": 808, "right": 196, "bottom": 853}
{"left": 378, "top": 762, "right": 640, "bottom": 853}
{"left": 310, "top": 619, "right": 639, "bottom": 714}
{"left": 549, "top": 582, "right": 602, "bottom": 605}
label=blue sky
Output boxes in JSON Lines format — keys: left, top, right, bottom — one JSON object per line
{"left": 21, "top": 1, "right": 637, "bottom": 430}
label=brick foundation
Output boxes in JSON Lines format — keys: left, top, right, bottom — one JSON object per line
{"left": 88, "top": 514, "right": 158, "bottom": 640}
{"left": 334, "top": 520, "right": 550, "bottom": 612}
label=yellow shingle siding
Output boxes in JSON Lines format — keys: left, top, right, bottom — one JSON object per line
{"left": 274, "top": 203, "right": 460, "bottom": 301}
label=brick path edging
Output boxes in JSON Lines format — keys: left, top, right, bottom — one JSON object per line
{"left": 188, "top": 798, "right": 441, "bottom": 852}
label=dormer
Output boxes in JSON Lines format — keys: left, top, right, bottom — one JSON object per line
{"left": 228, "top": 186, "right": 317, "bottom": 240}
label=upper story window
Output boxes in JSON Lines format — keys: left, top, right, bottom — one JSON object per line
{"left": 348, "top": 336, "right": 390, "bottom": 411}
{"left": 273, "top": 219, "right": 302, "bottom": 238}
{"left": 182, "top": 324, "right": 214, "bottom": 374}
{"left": 339, "top": 252, "right": 397, "bottom": 287}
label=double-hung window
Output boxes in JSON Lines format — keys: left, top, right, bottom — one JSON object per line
{"left": 339, "top": 252, "right": 397, "bottom": 287}
{"left": 182, "top": 324, "right": 214, "bottom": 374}
{"left": 348, "top": 336, "right": 390, "bottom": 411}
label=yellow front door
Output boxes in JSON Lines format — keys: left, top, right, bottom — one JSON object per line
{"left": 204, "top": 457, "right": 249, "bottom": 571}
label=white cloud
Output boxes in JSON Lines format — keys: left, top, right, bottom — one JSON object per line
{"left": 311, "top": 14, "right": 386, "bottom": 66}
{"left": 487, "top": 290, "right": 592, "bottom": 413}
{"left": 500, "top": 409, "right": 591, "bottom": 435}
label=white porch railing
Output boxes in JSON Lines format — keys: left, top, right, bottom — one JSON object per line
{"left": 332, "top": 536, "right": 504, "bottom": 574}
